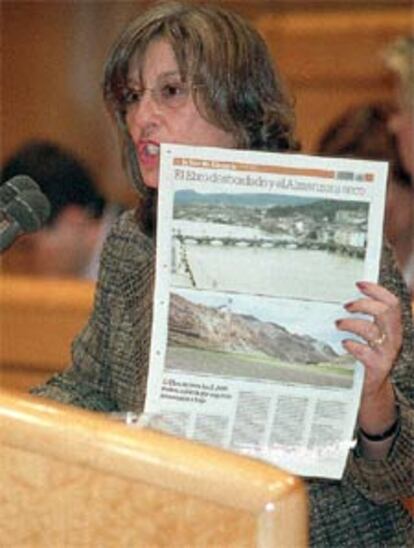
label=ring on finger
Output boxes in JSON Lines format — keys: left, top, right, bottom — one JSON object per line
{"left": 368, "top": 330, "right": 387, "bottom": 349}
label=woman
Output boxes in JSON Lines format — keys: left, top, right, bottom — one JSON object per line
{"left": 32, "top": 2, "right": 414, "bottom": 544}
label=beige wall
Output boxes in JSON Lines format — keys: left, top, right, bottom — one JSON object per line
{"left": 2, "top": 1, "right": 412, "bottom": 205}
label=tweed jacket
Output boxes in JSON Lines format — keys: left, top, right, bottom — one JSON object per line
{"left": 33, "top": 209, "right": 414, "bottom": 546}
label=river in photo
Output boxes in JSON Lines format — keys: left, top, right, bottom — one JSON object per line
{"left": 173, "top": 238, "right": 363, "bottom": 303}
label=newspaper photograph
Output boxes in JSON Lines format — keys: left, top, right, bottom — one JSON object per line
{"left": 143, "top": 143, "right": 388, "bottom": 479}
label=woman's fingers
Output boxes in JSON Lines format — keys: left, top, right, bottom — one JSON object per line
{"left": 341, "top": 338, "right": 376, "bottom": 362}
{"left": 336, "top": 317, "right": 379, "bottom": 342}
{"left": 342, "top": 282, "right": 402, "bottom": 342}
{"left": 336, "top": 281, "right": 403, "bottom": 395}
{"left": 355, "top": 280, "right": 400, "bottom": 306}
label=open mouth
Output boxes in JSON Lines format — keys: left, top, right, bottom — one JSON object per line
{"left": 138, "top": 140, "right": 160, "bottom": 160}
{"left": 145, "top": 142, "right": 160, "bottom": 156}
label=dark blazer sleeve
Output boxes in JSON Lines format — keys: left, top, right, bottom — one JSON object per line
{"left": 30, "top": 209, "right": 154, "bottom": 413}
{"left": 346, "top": 245, "right": 414, "bottom": 503}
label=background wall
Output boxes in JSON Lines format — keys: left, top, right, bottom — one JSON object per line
{"left": 1, "top": 0, "right": 413, "bottom": 205}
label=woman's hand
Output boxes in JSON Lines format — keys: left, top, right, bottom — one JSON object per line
{"left": 336, "top": 281, "right": 403, "bottom": 454}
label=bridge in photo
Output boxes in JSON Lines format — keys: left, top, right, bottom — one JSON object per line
{"left": 173, "top": 232, "right": 365, "bottom": 257}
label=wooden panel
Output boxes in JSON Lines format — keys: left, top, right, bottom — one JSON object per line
{"left": 256, "top": 7, "right": 413, "bottom": 150}
{"left": 1, "top": 2, "right": 411, "bottom": 203}
{"left": 1, "top": 1, "right": 139, "bottom": 207}
{"left": 0, "top": 389, "right": 308, "bottom": 547}
{"left": 0, "top": 367, "right": 53, "bottom": 393}
{"left": 0, "top": 275, "right": 94, "bottom": 389}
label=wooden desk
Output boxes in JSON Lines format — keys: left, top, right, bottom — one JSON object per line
{"left": 0, "top": 389, "right": 308, "bottom": 547}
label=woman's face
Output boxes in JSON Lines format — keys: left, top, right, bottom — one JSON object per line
{"left": 125, "top": 39, "right": 236, "bottom": 189}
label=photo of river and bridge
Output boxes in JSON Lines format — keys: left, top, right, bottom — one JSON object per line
{"left": 171, "top": 191, "right": 369, "bottom": 303}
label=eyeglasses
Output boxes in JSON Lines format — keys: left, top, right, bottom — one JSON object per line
{"left": 115, "top": 79, "right": 203, "bottom": 111}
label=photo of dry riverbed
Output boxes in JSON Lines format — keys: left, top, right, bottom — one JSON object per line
{"left": 165, "top": 290, "right": 355, "bottom": 389}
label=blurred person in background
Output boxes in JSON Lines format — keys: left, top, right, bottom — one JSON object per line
{"left": 1, "top": 139, "right": 120, "bottom": 279}
{"left": 384, "top": 35, "right": 414, "bottom": 293}
{"left": 385, "top": 35, "right": 414, "bottom": 180}
{"left": 317, "top": 101, "right": 414, "bottom": 296}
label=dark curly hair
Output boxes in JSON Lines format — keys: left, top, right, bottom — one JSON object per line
{"left": 1, "top": 140, "right": 105, "bottom": 226}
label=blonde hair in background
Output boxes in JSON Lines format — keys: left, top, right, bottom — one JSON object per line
{"left": 384, "top": 35, "right": 414, "bottom": 110}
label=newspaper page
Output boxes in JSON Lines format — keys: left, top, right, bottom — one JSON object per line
{"left": 142, "top": 143, "right": 388, "bottom": 480}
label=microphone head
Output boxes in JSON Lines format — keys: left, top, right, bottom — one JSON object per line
{"left": 5, "top": 189, "right": 51, "bottom": 232}
{"left": 0, "top": 175, "right": 41, "bottom": 206}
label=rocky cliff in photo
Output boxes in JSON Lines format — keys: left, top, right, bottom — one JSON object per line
{"left": 168, "top": 293, "right": 338, "bottom": 365}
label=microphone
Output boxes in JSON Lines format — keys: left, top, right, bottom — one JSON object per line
{"left": 0, "top": 175, "right": 41, "bottom": 206}
{"left": 0, "top": 187, "right": 51, "bottom": 253}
